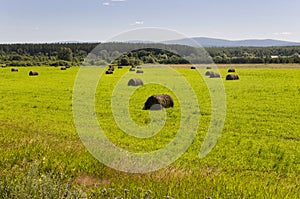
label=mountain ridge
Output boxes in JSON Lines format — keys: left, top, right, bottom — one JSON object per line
{"left": 163, "top": 37, "right": 300, "bottom": 47}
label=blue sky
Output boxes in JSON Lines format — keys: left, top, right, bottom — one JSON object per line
{"left": 0, "top": 0, "right": 299, "bottom": 43}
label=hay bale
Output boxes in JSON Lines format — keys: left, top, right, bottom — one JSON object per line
{"left": 118, "top": 65, "right": 123, "bottom": 69}
{"left": 143, "top": 94, "right": 174, "bottom": 110}
{"left": 210, "top": 72, "right": 221, "bottom": 78}
{"left": 11, "top": 68, "right": 18, "bottom": 72}
{"left": 226, "top": 74, "right": 239, "bottom": 80}
{"left": 137, "top": 66, "right": 142, "bottom": 69}
{"left": 105, "top": 70, "right": 113, "bottom": 74}
{"left": 206, "top": 66, "right": 212, "bottom": 69}
{"left": 128, "top": 78, "right": 144, "bottom": 86}
{"left": 29, "top": 71, "right": 38, "bottom": 76}
{"left": 129, "top": 68, "right": 136, "bottom": 72}
{"left": 66, "top": 66, "right": 71, "bottom": 68}
{"left": 191, "top": 66, "right": 196, "bottom": 69}
{"left": 60, "top": 67, "right": 67, "bottom": 70}
{"left": 205, "top": 71, "right": 212, "bottom": 76}
{"left": 228, "top": 69, "right": 236, "bottom": 72}
{"left": 136, "top": 70, "right": 144, "bottom": 74}
{"left": 108, "top": 65, "right": 115, "bottom": 71}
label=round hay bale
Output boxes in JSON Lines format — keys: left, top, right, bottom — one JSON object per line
{"left": 191, "top": 66, "right": 196, "bottom": 69}
{"left": 129, "top": 68, "right": 136, "bottom": 72}
{"left": 210, "top": 72, "right": 221, "bottom": 78}
{"left": 136, "top": 70, "right": 144, "bottom": 74}
{"left": 61, "top": 67, "right": 67, "bottom": 70}
{"left": 228, "top": 69, "right": 236, "bottom": 73}
{"left": 11, "top": 68, "right": 18, "bottom": 72}
{"left": 226, "top": 74, "right": 239, "bottom": 80}
{"left": 206, "top": 66, "right": 212, "bottom": 69}
{"left": 128, "top": 78, "right": 143, "bottom": 86}
{"left": 137, "top": 66, "right": 142, "bottom": 69}
{"left": 105, "top": 70, "right": 113, "bottom": 74}
{"left": 118, "top": 65, "right": 123, "bottom": 69}
{"left": 29, "top": 71, "right": 38, "bottom": 76}
{"left": 205, "top": 71, "right": 212, "bottom": 76}
{"left": 143, "top": 94, "right": 174, "bottom": 110}
{"left": 66, "top": 66, "right": 71, "bottom": 68}
{"left": 108, "top": 65, "right": 115, "bottom": 71}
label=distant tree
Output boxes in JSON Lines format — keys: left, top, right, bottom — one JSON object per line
{"left": 58, "top": 47, "right": 73, "bottom": 61}
{"left": 111, "top": 51, "right": 121, "bottom": 60}
{"left": 292, "top": 53, "right": 300, "bottom": 63}
{"left": 77, "top": 50, "right": 87, "bottom": 58}
{"left": 99, "top": 50, "right": 109, "bottom": 62}
{"left": 143, "top": 55, "right": 155, "bottom": 64}
{"left": 120, "top": 56, "right": 130, "bottom": 65}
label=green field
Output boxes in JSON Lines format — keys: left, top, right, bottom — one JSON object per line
{"left": 0, "top": 66, "right": 299, "bottom": 198}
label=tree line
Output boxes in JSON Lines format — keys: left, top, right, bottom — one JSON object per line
{"left": 0, "top": 42, "right": 300, "bottom": 67}
{"left": 206, "top": 46, "right": 300, "bottom": 64}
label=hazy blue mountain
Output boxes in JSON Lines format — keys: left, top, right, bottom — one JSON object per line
{"left": 123, "top": 40, "right": 155, "bottom": 44}
{"left": 164, "top": 37, "right": 300, "bottom": 47}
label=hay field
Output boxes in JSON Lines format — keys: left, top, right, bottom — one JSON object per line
{"left": 0, "top": 65, "right": 299, "bottom": 198}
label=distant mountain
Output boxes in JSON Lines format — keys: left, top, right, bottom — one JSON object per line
{"left": 124, "top": 40, "right": 155, "bottom": 44}
{"left": 164, "top": 37, "right": 300, "bottom": 47}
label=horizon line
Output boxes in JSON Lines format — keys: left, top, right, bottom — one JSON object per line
{"left": 0, "top": 36, "right": 300, "bottom": 45}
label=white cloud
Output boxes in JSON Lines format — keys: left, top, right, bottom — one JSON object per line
{"left": 131, "top": 21, "right": 144, "bottom": 26}
{"left": 273, "top": 32, "right": 292, "bottom": 35}
{"left": 102, "top": 0, "right": 126, "bottom": 7}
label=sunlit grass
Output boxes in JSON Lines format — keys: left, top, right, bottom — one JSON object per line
{"left": 0, "top": 66, "right": 299, "bottom": 198}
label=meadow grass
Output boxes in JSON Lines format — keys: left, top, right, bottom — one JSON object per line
{"left": 0, "top": 66, "right": 299, "bottom": 198}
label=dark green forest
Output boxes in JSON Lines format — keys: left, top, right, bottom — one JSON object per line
{"left": 0, "top": 42, "right": 300, "bottom": 67}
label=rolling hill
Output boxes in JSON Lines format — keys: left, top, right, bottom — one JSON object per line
{"left": 164, "top": 37, "right": 300, "bottom": 47}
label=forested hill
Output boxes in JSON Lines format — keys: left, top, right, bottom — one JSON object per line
{"left": 0, "top": 42, "right": 300, "bottom": 67}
